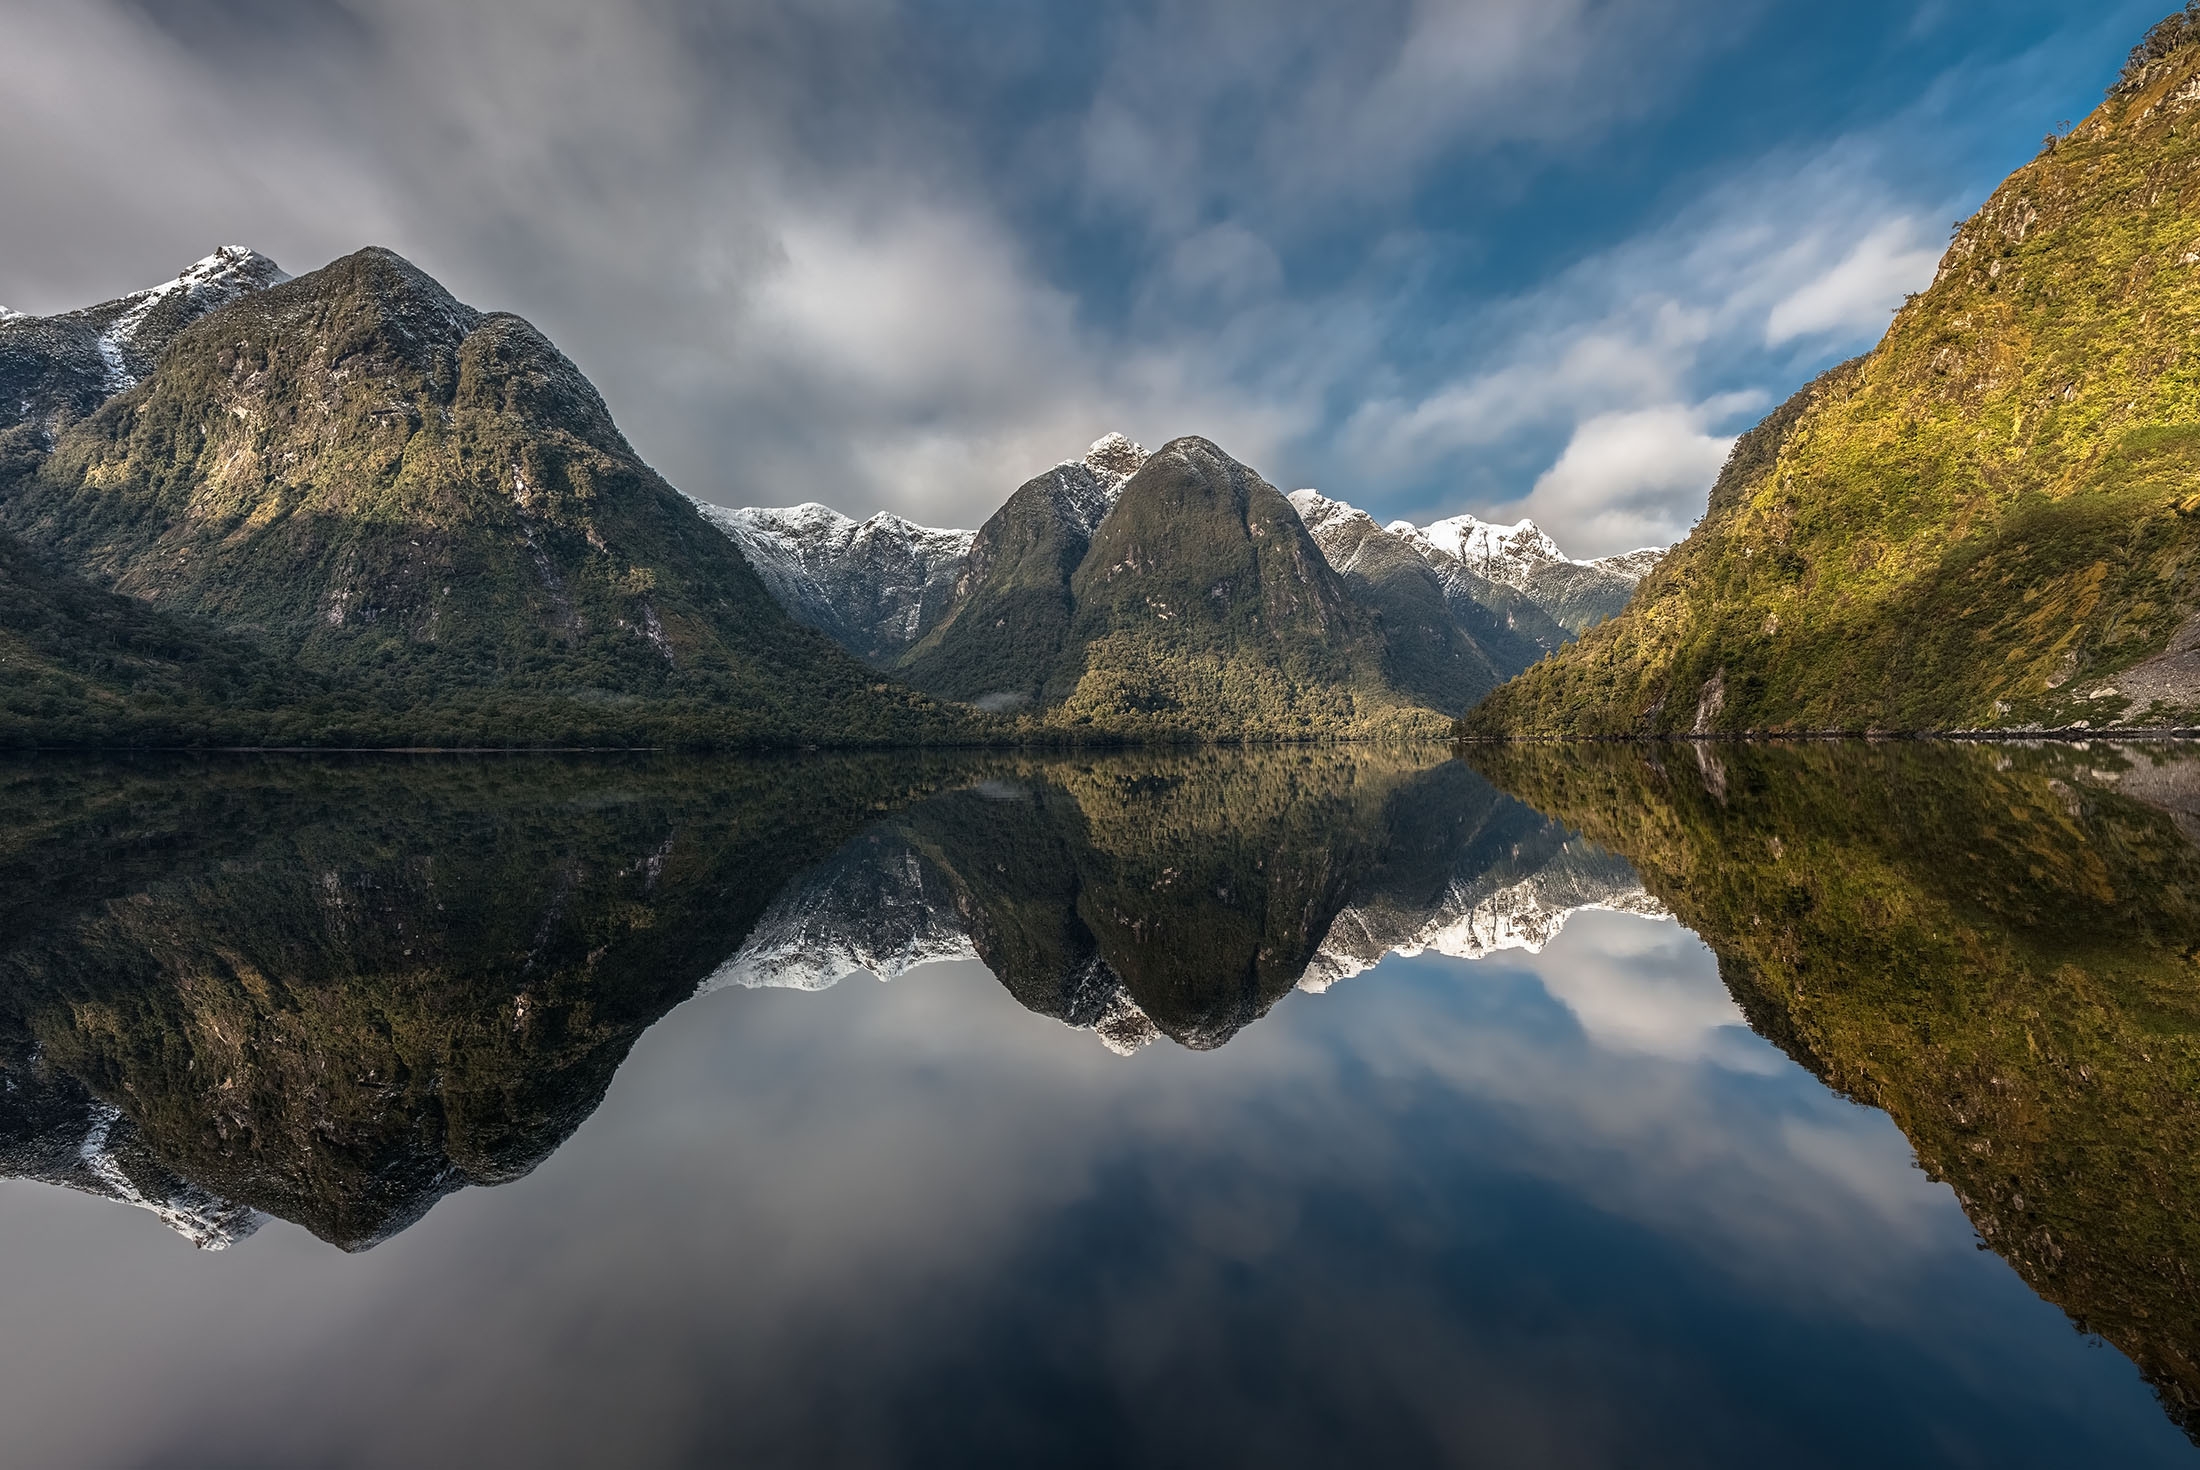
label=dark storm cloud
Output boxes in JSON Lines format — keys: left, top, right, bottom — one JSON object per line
{"left": 0, "top": 0, "right": 2168, "bottom": 546}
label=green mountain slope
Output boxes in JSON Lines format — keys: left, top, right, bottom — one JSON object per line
{"left": 1047, "top": 438, "right": 1440, "bottom": 737}
{"left": 897, "top": 436, "right": 1450, "bottom": 737}
{"left": 0, "top": 526, "right": 328, "bottom": 746}
{"left": 895, "top": 460, "right": 1115, "bottom": 709}
{"left": 1467, "top": 15, "right": 2200, "bottom": 737}
{"left": 0, "top": 248, "right": 971, "bottom": 746}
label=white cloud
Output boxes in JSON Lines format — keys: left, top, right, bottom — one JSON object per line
{"left": 1766, "top": 218, "right": 1941, "bottom": 345}
{"left": 1512, "top": 404, "right": 1738, "bottom": 554}
{"left": 0, "top": 0, "right": 2015, "bottom": 548}
{"left": 1330, "top": 143, "right": 1971, "bottom": 554}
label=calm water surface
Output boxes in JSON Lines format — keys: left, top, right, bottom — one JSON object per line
{"left": 1, "top": 743, "right": 2196, "bottom": 1467}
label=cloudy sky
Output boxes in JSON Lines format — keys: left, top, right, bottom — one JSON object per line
{"left": 0, "top": 0, "right": 2168, "bottom": 553}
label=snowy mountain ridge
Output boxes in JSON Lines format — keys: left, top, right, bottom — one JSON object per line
{"left": 1, "top": 245, "right": 289, "bottom": 439}
{"left": 1289, "top": 489, "right": 1667, "bottom": 637}
{"left": 698, "top": 434, "right": 1148, "bottom": 664}
{"left": 86, "top": 245, "right": 292, "bottom": 392}
{"left": 693, "top": 499, "right": 976, "bottom": 663}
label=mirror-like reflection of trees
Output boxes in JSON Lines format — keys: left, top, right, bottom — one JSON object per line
{"left": 1467, "top": 740, "right": 2200, "bottom": 1440}
{"left": 0, "top": 755, "right": 981, "bottom": 1249}
{"left": 16, "top": 738, "right": 2200, "bottom": 1447}
{"left": 0, "top": 749, "right": 1645, "bottom": 1248}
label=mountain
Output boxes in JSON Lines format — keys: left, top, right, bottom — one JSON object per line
{"left": 1288, "top": 492, "right": 1577, "bottom": 682}
{"left": 691, "top": 501, "right": 975, "bottom": 665}
{"left": 1468, "top": 15, "right": 2200, "bottom": 738}
{"left": 704, "top": 750, "right": 1662, "bottom": 1052}
{"left": 0, "top": 246, "right": 288, "bottom": 444}
{"left": 1397, "top": 514, "right": 1661, "bottom": 636}
{"left": 888, "top": 435, "right": 1442, "bottom": 734}
{"left": 0, "top": 247, "right": 971, "bottom": 746}
{"left": 691, "top": 434, "right": 1152, "bottom": 676}
{"left": 1037, "top": 437, "right": 1439, "bottom": 735}
{"left": 707, "top": 441, "right": 1658, "bottom": 729}
{"left": 1467, "top": 738, "right": 2200, "bottom": 1439}
{"left": 893, "top": 434, "right": 1149, "bottom": 710}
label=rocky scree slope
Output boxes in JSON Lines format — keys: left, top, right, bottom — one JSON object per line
{"left": 0, "top": 247, "right": 970, "bottom": 746}
{"left": 1469, "top": 14, "right": 2200, "bottom": 738}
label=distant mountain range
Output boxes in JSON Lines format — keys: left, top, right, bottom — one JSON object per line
{"left": 0, "top": 245, "right": 1668, "bottom": 745}
{"left": 1468, "top": 11, "right": 2200, "bottom": 737}
{"left": 705, "top": 437, "right": 1660, "bottom": 734}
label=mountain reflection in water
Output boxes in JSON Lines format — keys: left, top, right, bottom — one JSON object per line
{"left": 0, "top": 742, "right": 2195, "bottom": 1466}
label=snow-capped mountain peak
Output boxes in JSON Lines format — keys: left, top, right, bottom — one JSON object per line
{"left": 1399, "top": 514, "right": 1573, "bottom": 589}
{"left": 86, "top": 246, "right": 291, "bottom": 393}
{"left": 1081, "top": 431, "right": 1149, "bottom": 487}
{"left": 1287, "top": 491, "right": 1668, "bottom": 637}
{"left": 1286, "top": 488, "right": 1372, "bottom": 536}
{"left": 2, "top": 246, "right": 290, "bottom": 438}
{"left": 692, "top": 496, "right": 975, "bottom": 662}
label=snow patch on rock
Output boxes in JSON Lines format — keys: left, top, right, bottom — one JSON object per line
{"left": 89, "top": 246, "right": 291, "bottom": 393}
{"left": 695, "top": 498, "right": 975, "bottom": 661}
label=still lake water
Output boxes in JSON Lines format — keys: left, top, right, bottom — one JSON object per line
{"left": 1, "top": 742, "right": 2197, "bottom": 1467}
